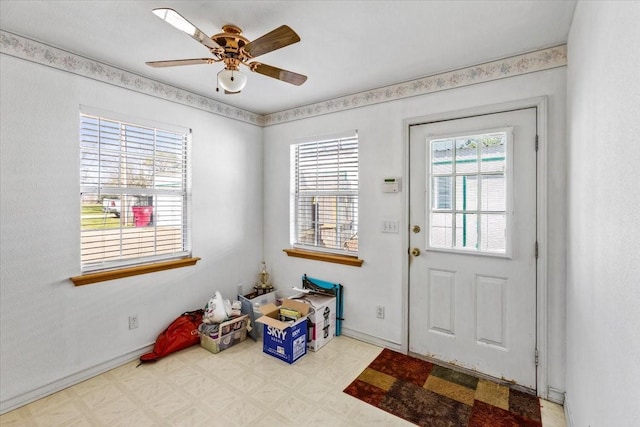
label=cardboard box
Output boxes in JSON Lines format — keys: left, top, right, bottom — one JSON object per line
{"left": 239, "top": 292, "right": 278, "bottom": 340}
{"left": 241, "top": 291, "right": 277, "bottom": 308}
{"left": 200, "top": 315, "right": 248, "bottom": 354}
{"left": 256, "top": 299, "right": 310, "bottom": 364}
{"left": 301, "top": 294, "right": 336, "bottom": 351}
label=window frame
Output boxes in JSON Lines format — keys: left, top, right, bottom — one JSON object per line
{"left": 289, "top": 130, "right": 360, "bottom": 259}
{"left": 78, "top": 106, "right": 194, "bottom": 277}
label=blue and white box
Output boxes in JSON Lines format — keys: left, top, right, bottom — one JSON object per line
{"left": 256, "top": 299, "right": 310, "bottom": 364}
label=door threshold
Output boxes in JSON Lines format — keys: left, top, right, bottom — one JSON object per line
{"left": 407, "top": 350, "right": 537, "bottom": 396}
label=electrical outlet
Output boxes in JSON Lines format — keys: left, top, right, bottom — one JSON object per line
{"left": 128, "top": 315, "right": 138, "bottom": 330}
{"left": 376, "top": 305, "right": 385, "bottom": 319}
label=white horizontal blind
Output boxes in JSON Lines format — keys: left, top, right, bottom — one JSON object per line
{"left": 79, "top": 112, "right": 191, "bottom": 272}
{"left": 292, "top": 132, "right": 358, "bottom": 254}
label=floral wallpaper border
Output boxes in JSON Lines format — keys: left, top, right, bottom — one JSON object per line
{"left": 1, "top": 30, "right": 566, "bottom": 127}
{"left": 262, "top": 44, "right": 567, "bottom": 125}
{"left": 0, "top": 30, "right": 262, "bottom": 126}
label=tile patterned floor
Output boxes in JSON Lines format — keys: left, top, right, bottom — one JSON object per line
{"left": 0, "top": 336, "right": 566, "bottom": 426}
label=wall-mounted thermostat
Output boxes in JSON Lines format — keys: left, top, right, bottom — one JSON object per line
{"left": 382, "top": 177, "right": 402, "bottom": 193}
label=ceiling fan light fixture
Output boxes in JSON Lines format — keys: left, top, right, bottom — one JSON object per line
{"left": 149, "top": 9, "right": 308, "bottom": 92}
{"left": 217, "top": 68, "right": 247, "bottom": 92}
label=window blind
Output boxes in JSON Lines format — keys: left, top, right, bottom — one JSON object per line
{"left": 291, "top": 131, "right": 358, "bottom": 254}
{"left": 79, "top": 111, "right": 191, "bottom": 272}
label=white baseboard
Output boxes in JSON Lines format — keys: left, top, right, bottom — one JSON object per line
{"left": 0, "top": 344, "right": 153, "bottom": 415}
{"left": 564, "top": 394, "right": 575, "bottom": 427}
{"left": 547, "top": 386, "right": 566, "bottom": 404}
{"left": 340, "top": 327, "right": 402, "bottom": 351}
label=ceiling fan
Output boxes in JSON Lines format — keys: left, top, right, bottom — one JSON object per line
{"left": 146, "top": 8, "right": 307, "bottom": 94}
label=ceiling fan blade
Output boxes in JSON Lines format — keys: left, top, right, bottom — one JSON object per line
{"left": 251, "top": 62, "right": 307, "bottom": 86}
{"left": 243, "top": 25, "right": 300, "bottom": 58}
{"left": 146, "top": 58, "right": 214, "bottom": 68}
{"left": 152, "top": 8, "right": 221, "bottom": 51}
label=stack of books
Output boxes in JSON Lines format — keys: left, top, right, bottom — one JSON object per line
{"left": 278, "top": 307, "right": 302, "bottom": 323}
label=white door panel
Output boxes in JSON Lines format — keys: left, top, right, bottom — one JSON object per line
{"left": 409, "top": 108, "right": 537, "bottom": 390}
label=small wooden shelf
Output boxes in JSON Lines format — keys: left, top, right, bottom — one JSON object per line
{"left": 283, "top": 248, "right": 363, "bottom": 267}
{"left": 70, "top": 257, "right": 201, "bottom": 286}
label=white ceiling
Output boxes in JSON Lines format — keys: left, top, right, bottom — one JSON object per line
{"left": 0, "top": 0, "right": 576, "bottom": 115}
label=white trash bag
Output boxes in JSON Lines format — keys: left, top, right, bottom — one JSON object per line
{"left": 203, "top": 291, "right": 228, "bottom": 324}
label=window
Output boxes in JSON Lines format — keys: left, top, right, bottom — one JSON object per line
{"left": 428, "top": 130, "right": 511, "bottom": 255}
{"left": 291, "top": 131, "right": 358, "bottom": 256}
{"left": 434, "top": 176, "right": 453, "bottom": 210}
{"left": 79, "top": 108, "right": 191, "bottom": 273}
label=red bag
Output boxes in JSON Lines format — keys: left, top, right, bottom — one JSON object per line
{"left": 139, "top": 309, "right": 204, "bottom": 363}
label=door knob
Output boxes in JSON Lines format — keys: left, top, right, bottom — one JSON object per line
{"left": 411, "top": 247, "right": 421, "bottom": 256}
{"left": 412, "top": 225, "right": 421, "bottom": 233}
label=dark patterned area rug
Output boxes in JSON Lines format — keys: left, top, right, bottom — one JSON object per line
{"left": 344, "top": 348, "right": 542, "bottom": 426}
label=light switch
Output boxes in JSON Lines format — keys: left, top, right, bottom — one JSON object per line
{"left": 381, "top": 220, "right": 399, "bottom": 233}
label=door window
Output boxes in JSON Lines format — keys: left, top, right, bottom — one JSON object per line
{"left": 427, "top": 129, "right": 512, "bottom": 255}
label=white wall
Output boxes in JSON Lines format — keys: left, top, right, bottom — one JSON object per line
{"left": 263, "top": 67, "right": 567, "bottom": 397}
{"left": 0, "top": 55, "right": 263, "bottom": 411}
{"left": 565, "top": 2, "right": 640, "bottom": 425}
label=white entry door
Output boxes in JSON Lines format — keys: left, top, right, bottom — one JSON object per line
{"left": 408, "top": 108, "right": 537, "bottom": 390}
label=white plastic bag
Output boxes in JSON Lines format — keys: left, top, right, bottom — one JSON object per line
{"left": 203, "top": 291, "right": 228, "bottom": 324}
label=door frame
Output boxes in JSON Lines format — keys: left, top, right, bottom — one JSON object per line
{"left": 401, "top": 96, "right": 549, "bottom": 397}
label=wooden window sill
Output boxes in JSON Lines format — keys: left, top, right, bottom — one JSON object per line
{"left": 283, "top": 248, "right": 363, "bottom": 267}
{"left": 70, "top": 257, "right": 201, "bottom": 286}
